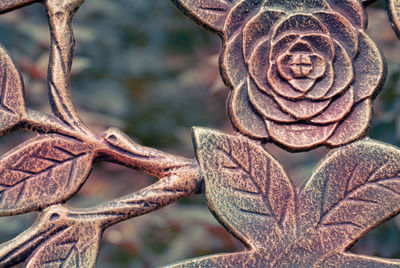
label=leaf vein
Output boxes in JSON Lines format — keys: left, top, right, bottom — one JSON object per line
{"left": 238, "top": 207, "right": 271, "bottom": 217}
{"left": 218, "top": 142, "right": 279, "bottom": 226}
{"left": 319, "top": 178, "right": 400, "bottom": 226}
{"left": 52, "top": 145, "right": 84, "bottom": 158}
{"left": 1, "top": 153, "right": 86, "bottom": 206}
{"left": 322, "top": 221, "right": 362, "bottom": 229}
{"left": 231, "top": 186, "right": 258, "bottom": 195}
{"left": 14, "top": 181, "right": 26, "bottom": 206}
{"left": 344, "top": 164, "right": 358, "bottom": 195}
{"left": 0, "top": 68, "right": 15, "bottom": 115}
{"left": 373, "top": 182, "right": 400, "bottom": 198}
{"left": 66, "top": 160, "right": 76, "bottom": 189}
{"left": 347, "top": 197, "right": 380, "bottom": 205}
{"left": 60, "top": 245, "right": 78, "bottom": 267}
{"left": 49, "top": 81, "right": 74, "bottom": 128}
{"left": 367, "top": 161, "right": 390, "bottom": 182}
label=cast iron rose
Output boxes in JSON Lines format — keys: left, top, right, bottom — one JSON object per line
{"left": 222, "top": 0, "right": 386, "bottom": 151}
{"left": 173, "top": 0, "right": 386, "bottom": 151}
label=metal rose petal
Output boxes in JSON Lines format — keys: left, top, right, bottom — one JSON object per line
{"left": 266, "top": 121, "right": 337, "bottom": 150}
{"left": 328, "top": 0, "right": 367, "bottom": 29}
{"left": 271, "top": 92, "right": 331, "bottom": 120}
{"left": 305, "top": 63, "right": 334, "bottom": 99}
{"left": 267, "top": 36, "right": 333, "bottom": 98}
{"left": 243, "top": 10, "right": 285, "bottom": 60}
{"left": 352, "top": 31, "right": 386, "bottom": 103}
{"left": 247, "top": 77, "right": 296, "bottom": 123}
{"left": 300, "top": 34, "right": 335, "bottom": 61}
{"left": 262, "top": 0, "right": 330, "bottom": 12}
{"left": 277, "top": 52, "right": 326, "bottom": 81}
{"left": 227, "top": 79, "right": 270, "bottom": 139}
{"left": 310, "top": 86, "right": 354, "bottom": 124}
{"left": 327, "top": 99, "right": 372, "bottom": 146}
{"left": 308, "top": 54, "right": 326, "bottom": 79}
{"left": 308, "top": 41, "right": 352, "bottom": 100}
{"left": 221, "top": 32, "right": 247, "bottom": 88}
{"left": 176, "top": 0, "right": 384, "bottom": 152}
{"left": 314, "top": 11, "right": 358, "bottom": 58}
{"left": 288, "top": 41, "right": 314, "bottom": 53}
{"left": 278, "top": 53, "right": 326, "bottom": 82}
{"left": 248, "top": 40, "right": 272, "bottom": 93}
{"left": 267, "top": 64, "right": 306, "bottom": 99}
{"left": 277, "top": 54, "right": 297, "bottom": 81}
{"left": 224, "top": 0, "right": 263, "bottom": 39}
{"left": 271, "top": 14, "right": 330, "bottom": 41}
{"left": 270, "top": 34, "right": 300, "bottom": 62}
{"left": 289, "top": 78, "right": 316, "bottom": 92}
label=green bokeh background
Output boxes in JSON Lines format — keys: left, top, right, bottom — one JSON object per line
{"left": 1, "top": 1, "right": 400, "bottom": 267}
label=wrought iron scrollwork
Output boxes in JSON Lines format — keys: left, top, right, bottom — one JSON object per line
{"left": 1, "top": 0, "right": 400, "bottom": 267}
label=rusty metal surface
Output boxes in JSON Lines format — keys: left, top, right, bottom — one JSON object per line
{"left": 0, "top": 0, "right": 400, "bottom": 267}
{"left": 173, "top": 128, "right": 400, "bottom": 267}
{"left": 174, "top": 0, "right": 386, "bottom": 151}
{"left": 389, "top": 0, "right": 400, "bottom": 38}
{"left": 0, "top": 0, "right": 38, "bottom": 14}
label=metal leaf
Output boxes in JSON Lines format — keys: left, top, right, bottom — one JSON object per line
{"left": 25, "top": 223, "right": 101, "bottom": 268}
{"left": 186, "top": 132, "right": 400, "bottom": 266}
{"left": 296, "top": 138, "right": 400, "bottom": 261}
{"left": 171, "top": 0, "right": 239, "bottom": 33}
{"left": 0, "top": 45, "right": 27, "bottom": 135}
{"left": 320, "top": 252, "right": 400, "bottom": 267}
{"left": 166, "top": 251, "right": 267, "bottom": 268}
{"left": 192, "top": 127, "right": 296, "bottom": 251}
{"left": 0, "top": 134, "right": 94, "bottom": 216}
{"left": 0, "top": 205, "right": 101, "bottom": 268}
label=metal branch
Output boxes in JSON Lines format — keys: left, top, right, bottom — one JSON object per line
{"left": 64, "top": 127, "right": 204, "bottom": 227}
{"left": 0, "top": 128, "right": 203, "bottom": 266}
{"left": 0, "top": 0, "right": 39, "bottom": 14}
{"left": 21, "top": 109, "right": 87, "bottom": 137}
{"left": 68, "top": 166, "right": 203, "bottom": 229}
{"left": 44, "top": 0, "right": 91, "bottom": 135}
{"left": 96, "top": 128, "right": 198, "bottom": 178}
{"left": 0, "top": 164, "right": 202, "bottom": 266}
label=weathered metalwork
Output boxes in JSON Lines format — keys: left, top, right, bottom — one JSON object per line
{"left": 174, "top": 0, "right": 386, "bottom": 151}
{"left": 0, "top": 0, "right": 400, "bottom": 267}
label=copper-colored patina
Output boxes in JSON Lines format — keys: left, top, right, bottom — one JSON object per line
{"left": 0, "top": 0, "right": 400, "bottom": 267}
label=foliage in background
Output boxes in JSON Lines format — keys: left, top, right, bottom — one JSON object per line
{"left": 0, "top": 0, "right": 400, "bottom": 267}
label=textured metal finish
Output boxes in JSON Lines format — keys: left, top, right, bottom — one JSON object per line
{"left": 0, "top": 0, "right": 400, "bottom": 267}
{"left": 167, "top": 128, "right": 400, "bottom": 267}
{"left": 0, "top": 0, "right": 38, "bottom": 14}
{"left": 173, "top": 0, "right": 387, "bottom": 151}
{"left": 0, "top": 1, "right": 202, "bottom": 267}
{"left": 388, "top": 0, "right": 400, "bottom": 38}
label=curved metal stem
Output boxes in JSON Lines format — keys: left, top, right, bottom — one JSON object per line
{"left": 44, "top": 0, "right": 92, "bottom": 135}
{"left": 0, "top": 0, "right": 39, "bottom": 14}
{"left": 69, "top": 167, "right": 203, "bottom": 229}
{"left": 0, "top": 128, "right": 203, "bottom": 266}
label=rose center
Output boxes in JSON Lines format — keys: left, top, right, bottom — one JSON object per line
{"left": 290, "top": 54, "right": 313, "bottom": 78}
{"left": 276, "top": 51, "right": 327, "bottom": 93}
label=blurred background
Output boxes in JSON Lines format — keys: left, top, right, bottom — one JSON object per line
{"left": 1, "top": 0, "right": 400, "bottom": 267}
